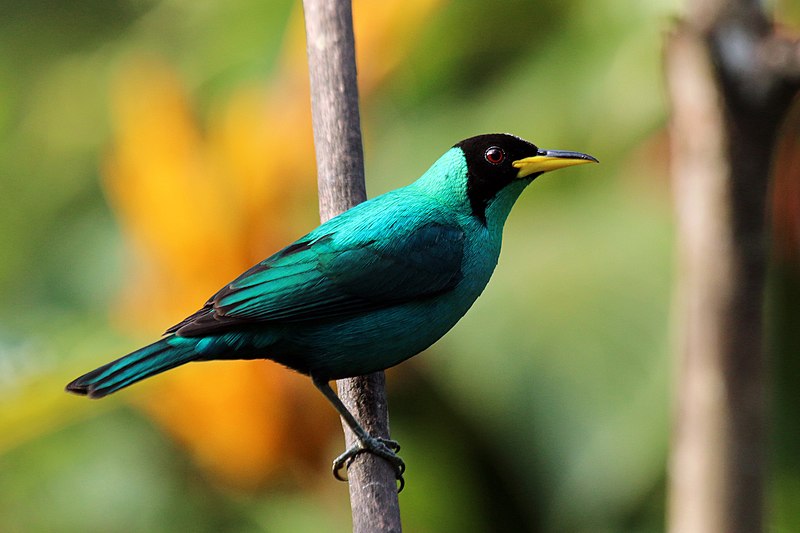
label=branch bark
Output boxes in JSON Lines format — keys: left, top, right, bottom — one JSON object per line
{"left": 301, "top": 1, "right": 402, "bottom": 531}
{"left": 666, "top": 1, "right": 800, "bottom": 532}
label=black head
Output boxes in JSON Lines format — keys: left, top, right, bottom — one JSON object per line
{"left": 456, "top": 134, "right": 539, "bottom": 221}
{"left": 455, "top": 133, "right": 597, "bottom": 223}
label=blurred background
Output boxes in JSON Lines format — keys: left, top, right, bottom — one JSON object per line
{"left": 0, "top": 0, "right": 798, "bottom": 531}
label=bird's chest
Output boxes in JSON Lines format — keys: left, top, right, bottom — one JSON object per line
{"left": 457, "top": 224, "right": 502, "bottom": 298}
{"left": 278, "top": 224, "right": 502, "bottom": 379}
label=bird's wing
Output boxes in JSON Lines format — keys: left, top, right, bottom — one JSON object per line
{"left": 166, "top": 211, "right": 465, "bottom": 336}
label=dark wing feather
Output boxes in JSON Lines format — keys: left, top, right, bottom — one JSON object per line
{"left": 167, "top": 220, "right": 465, "bottom": 337}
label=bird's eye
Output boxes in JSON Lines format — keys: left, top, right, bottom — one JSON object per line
{"left": 484, "top": 146, "right": 505, "bottom": 165}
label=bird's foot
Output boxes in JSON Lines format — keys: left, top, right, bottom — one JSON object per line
{"left": 332, "top": 436, "right": 405, "bottom": 492}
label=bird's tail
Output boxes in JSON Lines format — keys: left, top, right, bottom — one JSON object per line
{"left": 66, "top": 336, "right": 197, "bottom": 399}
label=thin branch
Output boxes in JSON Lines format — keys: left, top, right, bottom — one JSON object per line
{"left": 760, "top": 36, "right": 800, "bottom": 81}
{"left": 301, "top": 1, "right": 402, "bottom": 531}
{"left": 666, "top": 1, "right": 800, "bottom": 532}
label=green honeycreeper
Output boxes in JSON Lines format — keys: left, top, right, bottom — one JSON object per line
{"left": 67, "top": 133, "right": 597, "bottom": 486}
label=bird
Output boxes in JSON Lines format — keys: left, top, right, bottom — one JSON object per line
{"left": 66, "top": 133, "right": 597, "bottom": 489}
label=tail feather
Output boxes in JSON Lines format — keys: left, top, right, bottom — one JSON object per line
{"left": 66, "top": 337, "right": 196, "bottom": 398}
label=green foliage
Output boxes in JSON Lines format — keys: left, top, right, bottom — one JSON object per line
{"left": 1, "top": 0, "right": 797, "bottom": 532}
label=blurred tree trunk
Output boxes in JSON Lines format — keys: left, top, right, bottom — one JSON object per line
{"left": 666, "top": 1, "right": 800, "bottom": 532}
{"left": 302, "top": 1, "right": 402, "bottom": 532}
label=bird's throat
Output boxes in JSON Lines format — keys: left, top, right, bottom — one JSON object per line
{"left": 482, "top": 178, "right": 533, "bottom": 233}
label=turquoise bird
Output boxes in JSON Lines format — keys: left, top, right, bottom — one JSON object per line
{"left": 67, "top": 133, "right": 596, "bottom": 486}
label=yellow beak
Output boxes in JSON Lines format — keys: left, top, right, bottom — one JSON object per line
{"left": 512, "top": 149, "right": 598, "bottom": 178}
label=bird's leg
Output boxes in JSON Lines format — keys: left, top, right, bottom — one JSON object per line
{"left": 312, "top": 377, "right": 405, "bottom": 491}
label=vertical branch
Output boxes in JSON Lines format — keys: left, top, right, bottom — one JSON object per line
{"left": 666, "top": 26, "right": 757, "bottom": 533}
{"left": 666, "top": 0, "right": 800, "bottom": 532}
{"left": 303, "top": 0, "right": 366, "bottom": 219}
{"left": 301, "top": 1, "right": 402, "bottom": 531}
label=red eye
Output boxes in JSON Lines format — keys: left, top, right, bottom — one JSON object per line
{"left": 484, "top": 146, "right": 505, "bottom": 165}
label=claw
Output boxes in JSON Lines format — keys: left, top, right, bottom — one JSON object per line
{"left": 332, "top": 436, "right": 406, "bottom": 492}
{"left": 312, "top": 379, "right": 406, "bottom": 491}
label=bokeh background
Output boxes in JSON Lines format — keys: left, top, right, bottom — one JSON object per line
{"left": 1, "top": 1, "right": 798, "bottom": 531}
